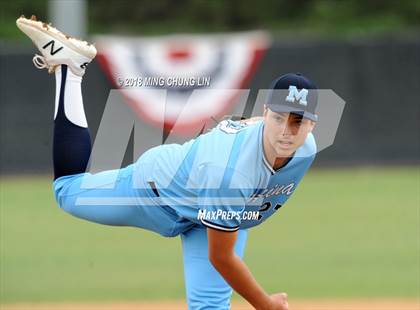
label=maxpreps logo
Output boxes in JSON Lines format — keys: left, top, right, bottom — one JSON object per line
{"left": 248, "top": 182, "right": 296, "bottom": 202}
{"left": 197, "top": 210, "right": 260, "bottom": 221}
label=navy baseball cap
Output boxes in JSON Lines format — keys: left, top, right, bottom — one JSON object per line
{"left": 266, "top": 73, "right": 318, "bottom": 121}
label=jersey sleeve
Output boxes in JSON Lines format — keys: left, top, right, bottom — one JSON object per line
{"left": 197, "top": 164, "right": 253, "bottom": 232}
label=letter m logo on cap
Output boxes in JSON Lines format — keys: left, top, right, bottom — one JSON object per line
{"left": 285, "top": 85, "right": 308, "bottom": 106}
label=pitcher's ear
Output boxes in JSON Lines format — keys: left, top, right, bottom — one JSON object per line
{"left": 263, "top": 104, "right": 268, "bottom": 116}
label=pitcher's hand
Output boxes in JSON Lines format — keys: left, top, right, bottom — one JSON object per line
{"left": 265, "top": 292, "right": 289, "bottom": 310}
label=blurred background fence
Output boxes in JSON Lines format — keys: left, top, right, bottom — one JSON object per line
{"left": 1, "top": 36, "right": 419, "bottom": 173}
{"left": 1, "top": 1, "right": 420, "bottom": 174}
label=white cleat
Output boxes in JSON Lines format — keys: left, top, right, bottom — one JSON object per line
{"left": 16, "top": 15, "right": 97, "bottom": 77}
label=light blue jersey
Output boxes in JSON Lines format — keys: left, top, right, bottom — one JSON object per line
{"left": 54, "top": 119, "right": 316, "bottom": 236}
{"left": 133, "top": 119, "right": 316, "bottom": 234}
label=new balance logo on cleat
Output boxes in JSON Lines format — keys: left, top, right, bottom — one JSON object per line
{"left": 16, "top": 16, "right": 97, "bottom": 76}
{"left": 42, "top": 40, "right": 63, "bottom": 56}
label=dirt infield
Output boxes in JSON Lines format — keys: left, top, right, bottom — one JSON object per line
{"left": 2, "top": 300, "right": 419, "bottom": 310}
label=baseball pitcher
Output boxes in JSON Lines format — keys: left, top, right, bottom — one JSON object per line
{"left": 17, "top": 15, "right": 319, "bottom": 310}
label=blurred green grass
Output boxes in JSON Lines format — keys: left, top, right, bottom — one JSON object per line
{"left": 1, "top": 167, "right": 419, "bottom": 303}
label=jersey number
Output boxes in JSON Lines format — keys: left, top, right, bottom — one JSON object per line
{"left": 257, "top": 202, "right": 282, "bottom": 220}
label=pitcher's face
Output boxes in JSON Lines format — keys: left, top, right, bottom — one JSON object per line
{"left": 263, "top": 107, "right": 315, "bottom": 157}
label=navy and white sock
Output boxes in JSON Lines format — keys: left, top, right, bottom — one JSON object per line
{"left": 53, "top": 65, "right": 91, "bottom": 180}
